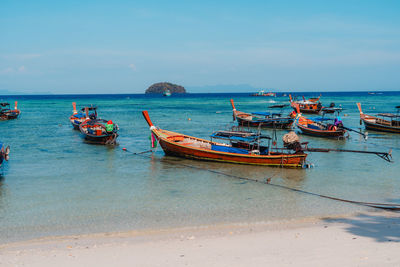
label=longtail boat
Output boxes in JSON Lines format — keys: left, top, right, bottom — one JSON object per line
{"left": 230, "top": 99, "right": 294, "bottom": 129}
{"left": 289, "top": 95, "right": 322, "bottom": 114}
{"left": 142, "top": 111, "right": 307, "bottom": 168}
{"left": 79, "top": 107, "right": 119, "bottom": 145}
{"left": 294, "top": 112, "right": 347, "bottom": 138}
{"left": 69, "top": 102, "right": 98, "bottom": 130}
{"left": 79, "top": 119, "right": 119, "bottom": 145}
{"left": 0, "top": 143, "right": 10, "bottom": 168}
{"left": 0, "top": 102, "right": 20, "bottom": 120}
{"left": 357, "top": 103, "right": 400, "bottom": 133}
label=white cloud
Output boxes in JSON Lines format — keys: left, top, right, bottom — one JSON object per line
{"left": 18, "top": 66, "right": 26, "bottom": 72}
{"left": 128, "top": 63, "right": 136, "bottom": 71}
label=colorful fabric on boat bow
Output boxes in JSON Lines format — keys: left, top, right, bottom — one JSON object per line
{"left": 150, "top": 132, "right": 157, "bottom": 148}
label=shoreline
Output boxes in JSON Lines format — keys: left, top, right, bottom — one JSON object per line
{"left": 1, "top": 210, "right": 399, "bottom": 266}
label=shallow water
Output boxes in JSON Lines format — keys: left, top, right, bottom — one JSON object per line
{"left": 0, "top": 92, "right": 399, "bottom": 243}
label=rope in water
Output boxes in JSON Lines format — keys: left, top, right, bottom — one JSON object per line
{"left": 122, "top": 148, "right": 400, "bottom": 211}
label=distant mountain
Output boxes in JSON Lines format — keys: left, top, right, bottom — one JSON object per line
{"left": 187, "top": 84, "right": 258, "bottom": 93}
{"left": 145, "top": 82, "right": 186, "bottom": 94}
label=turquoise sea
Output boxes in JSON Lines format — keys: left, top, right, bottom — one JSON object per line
{"left": 0, "top": 92, "right": 399, "bottom": 243}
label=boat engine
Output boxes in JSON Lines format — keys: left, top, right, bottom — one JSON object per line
{"left": 282, "top": 131, "right": 302, "bottom": 152}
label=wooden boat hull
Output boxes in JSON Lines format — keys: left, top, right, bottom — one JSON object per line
{"left": 143, "top": 111, "right": 307, "bottom": 168}
{"left": 70, "top": 120, "right": 81, "bottom": 130}
{"left": 80, "top": 132, "right": 118, "bottom": 144}
{"left": 296, "top": 123, "right": 346, "bottom": 138}
{"left": 0, "top": 111, "right": 20, "bottom": 120}
{"left": 363, "top": 120, "right": 400, "bottom": 133}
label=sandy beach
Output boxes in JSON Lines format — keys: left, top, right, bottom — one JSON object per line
{"left": 1, "top": 211, "right": 399, "bottom": 267}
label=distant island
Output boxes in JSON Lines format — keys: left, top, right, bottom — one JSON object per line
{"left": 145, "top": 82, "right": 186, "bottom": 94}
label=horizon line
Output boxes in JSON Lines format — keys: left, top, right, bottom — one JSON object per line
{"left": 1, "top": 90, "right": 400, "bottom": 97}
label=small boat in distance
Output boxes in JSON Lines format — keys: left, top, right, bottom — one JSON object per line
{"left": 69, "top": 102, "right": 97, "bottom": 130}
{"left": 357, "top": 103, "right": 400, "bottom": 133}
{"left": 0, "top": 102, "right": 20, "bottom": 120}
{"left": 289, "top": 95, "right": 322, "bottom": 114}
{"left": 142, "top": 110, "right": 308, "bottom": 168}
{"left": 230, "top": 99, "right": 294, "bottom": 129}
{"left": 0, "top": 143, "right": 10, "bottom": 168}
{"left": 251, "top": 90, "right": 276, "bottom": 97}
{"left": 163, "top": 89, "right": 171, "bottom": 97}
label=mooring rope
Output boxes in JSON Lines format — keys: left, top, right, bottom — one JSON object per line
{"left": 122, "top": 148, "right": 400, "bottom": 211}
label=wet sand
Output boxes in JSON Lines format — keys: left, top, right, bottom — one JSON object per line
{"left": 1, "top": 211, "right": 399, "bottom": 266}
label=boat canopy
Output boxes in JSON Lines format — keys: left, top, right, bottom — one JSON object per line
{"left": 377, "top": 113, "right": 400, "bottom": 118}
{"left": 309, "top": 117, "right": 334, "bottom": 122}
{"left": 210, "top": 130, "right": 271, "bottom": 142}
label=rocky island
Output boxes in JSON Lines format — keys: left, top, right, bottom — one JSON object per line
{"left": 145, "top": 82, "right": 186, "bottom": 94}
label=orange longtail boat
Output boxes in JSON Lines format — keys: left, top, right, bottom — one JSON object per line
{"left": 289, "top": 95, "right": 322, "bottom": 114}
{"left": 142, "top": 111, "right": 307, "bottom": 168}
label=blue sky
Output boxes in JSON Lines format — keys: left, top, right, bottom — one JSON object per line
{"left": 1, "top": 0, "right": 400, "bottom": 94}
